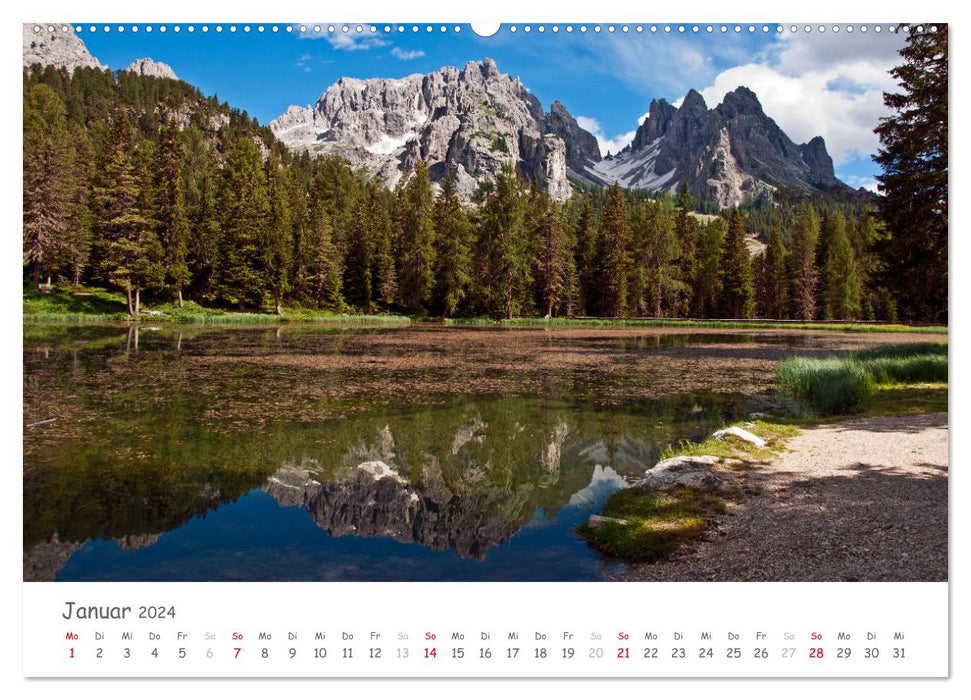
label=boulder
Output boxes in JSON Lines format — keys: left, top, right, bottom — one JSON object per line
{"left": 633, "top": 455, "right": 727, "bottom": 491}
{"left": 712, "top": 426, "right": 766, "bottom": 448}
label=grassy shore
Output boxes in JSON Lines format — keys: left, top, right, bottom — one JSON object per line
{"left": 23, "top": 286, "right": 410, "bottom": 326}
{"left": 444, "top": 316, "right": 946, "bottom": 334}
{"left": 26, "top": 286, "right": 947, "bottom": 333}
{"left": 578, "top": 421, "right": 797, "bottom": 561}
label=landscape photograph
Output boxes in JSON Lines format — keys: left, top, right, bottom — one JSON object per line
{"left": 23, "top": 22, "right": 947, "bottom": 582}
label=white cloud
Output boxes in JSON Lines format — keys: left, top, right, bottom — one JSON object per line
{"left": 576, "top": 116, "right": 638, "bottom": 158}
{"left": 297, "top": 28, "right": 388, "bottom": 51}
{"left": 391, "top": 47, "right": 425, "bottom": 61}
{"left": 692, "top": 31, "right": 905, "bottom": 166}
{"left": 294, "top": 53, "right": 312, "bottom": 72}
{"left": 842, "top": 174, "right": 881, "bottom": 193}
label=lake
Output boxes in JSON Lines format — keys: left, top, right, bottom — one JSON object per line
{"left": 23, "top": 324, "right": 913, "bottom": 581}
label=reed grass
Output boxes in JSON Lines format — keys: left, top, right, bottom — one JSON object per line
{"left": 775, "top": 342, "right": 948, "bottom": 414}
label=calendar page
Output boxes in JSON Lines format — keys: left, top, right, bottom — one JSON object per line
{"left": 18, "top": 1, "right": 953, "bottom": 690}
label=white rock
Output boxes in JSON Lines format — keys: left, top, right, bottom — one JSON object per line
{"left": 633, "top": 455, "right": 727, "bottom": 491}
{"left": 356, "top": 460, "right": 407, "bottom": 483}
{"left": 712, "top": 426, "right": 766, "bottom": 448}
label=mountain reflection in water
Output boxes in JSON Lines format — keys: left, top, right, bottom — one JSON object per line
{"left": 23, "top": 324, "right": 845, "bottom": 581}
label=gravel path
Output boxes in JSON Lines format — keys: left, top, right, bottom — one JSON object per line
{"left": 618, "top": 412, "right": 948, "bottom": 582}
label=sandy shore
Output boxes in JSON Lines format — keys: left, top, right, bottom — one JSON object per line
{"left": 618, "top": 412, "right": 948, "bottom": 582}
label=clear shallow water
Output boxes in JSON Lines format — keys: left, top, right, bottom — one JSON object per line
{"left": 22, "top": 324, "right": 859, "bottom": 581}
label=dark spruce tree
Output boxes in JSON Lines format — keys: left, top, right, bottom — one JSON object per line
{"left": 213, "top": 138, "right": 270, "bottom": 310}
{"left": 692, "top": 218, "right": 726, "bottom": 318}
{"left": 534, "top": 196, "right": 570, "bottom": 318}
{"left": 598, "top": 183, "right": 632, "bottom": 317}
{"left": 23, "top": 84, "right": 77, "bottom": 290}
{"left": 432, "top": 173, "right": 472, "bottom": 317}
{"left": 476, "top": 165, "right": 531, "bottom": 319}
{"left": 823, "top": 215, "right": 862, "bottom": 320}
{"left": 874, "top": 24, "right": 948, "bottom": 324}
{"left": 717, "top": 208, "right": 755, "bottom": 319}
{"left": 572, "top": 198, "right": 600, "bottom": 316}
{"left": 155, "top": 118, "right": 191, "bottom": 306}
{"left": 368, "top": 187, "right": 398, "bottom": 311}
{"left": 396, "top": 160, "right": 436, "bottom": 314}
{"left": 789, "top": 206, "right": 820, "bottom": 320}
{"left": 758, "top": 228, "right": 788, "bottom": 319}
{"left": 674, "top": 181, "right": 697, "bottom": 316}
{"left": 263, "top": 151, "right": 294, "bottom": 315}
{"left": 90, "top": 110, "right": 160, "bottom": 315}
{"left": 344, "top": 195, "right": 374, "bottom": 310}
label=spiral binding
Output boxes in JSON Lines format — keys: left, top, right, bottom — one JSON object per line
{"left": 31, "top": 23, "right": 939, "bottom": 36}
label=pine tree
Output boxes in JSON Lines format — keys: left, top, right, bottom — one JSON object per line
{"left": 573, "top": 198, "right": 599, "bottom": 315}
{"left": 633, "top": 201, "right": 681, "bottom": 317}
{"left": 343, "top": 195, "right": 373, "bottom": 310}
{"left": 59, "top": 120, "right": 93, "bottom": 284}
{"left": 823, "top": 220, "right": 862, "bottom": 320}
{"left": 180, "top": 125, "right": 219, "bottom": 302}
{"left": 155, "top": 118, "right": 190, "bottom": 306}
{"left": 850, "top": 208, "right": 883, "bottom": 320}
{"left": 717, "top": 209, "right": 755, "bottom": 318}
{"left": 23, "top": 84, "right": 76, "bottom": 289}
{"left": 692, "top": 219, "right": 726, "bottom": 318}
{"left": 264, "top": 152, "right": 293, "bottom": 315}
{"left": 477, "top": 165, "right": 531, "bottom": 319}
{"left": 130, "top": 141, "right": 165, "bottom": 314}
{"left": 396, "top": 160, "right": 436, "bottom": 313}
{"left": 599, "top": 183, "right": 632, "bottom": 317}
{"left": 307, "top": 198, "right": 344, "bottom": 311}
{"left": 759, "top": 228, "right": 788, "bottom": 319}
{"left": 213, "top": 138, "right": 270, "bottom": 309}
{"left": 789, "top": 206, "right": 821, "bottom": 319}
{"left": 368, "top": 189, "right": 398, "bottom": 310}
{"left": 534, "top": 198, "right": 570, "bottom": 318}
{"left": 90, "top": 110, "right": 159, "bottom": 315}
{"left": 433, "top": 173, "right": 472, "bottom": 317}
{"left": 674, "top": 181, "right": 697, "bottom": 316}
{"left": 874, "top": 24, "right": 948, "bottom": 323}
{"left": 287, "top": 163, "right": 312, "bottom": 305}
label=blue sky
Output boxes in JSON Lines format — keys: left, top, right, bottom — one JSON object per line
{"left": 79, "top": 23, "right": 907, "bottom": 189}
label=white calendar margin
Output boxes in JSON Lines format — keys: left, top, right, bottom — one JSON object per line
{"left": 22, "top": 582, "right": 948, "bottom": 678}
{"left": 6, "top": 0, "right": 963, "bottom": 696}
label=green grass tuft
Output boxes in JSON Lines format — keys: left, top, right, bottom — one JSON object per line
{"left": 775, "top": 342, "right": 948, "bottom": 415}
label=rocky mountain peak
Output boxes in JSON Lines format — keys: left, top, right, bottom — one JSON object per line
{"left": 126, "top": 57, "right": 178, "bottom": 81}
{"left": 544, "top": 100, "right": 602, "bottom": 180}
{"left": 799, "top": 136, "right": 836, "bottom": 183}
{"left": 477, "top": 57, "right": 500, "bottom": 78}
{"left": 23, "top": 23, "right": 104, "bottom": 72}
{"left": 680, "top": 89, "right": 708, "bottom": 113}
{"left": 585, "top": 85, "right": 851, "bottom": 208}
{"left": 271, "top": 58, "right": 572, "bottom": 202}
{"left": 717, "top": 85, "right": 765, "bottom": 117}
